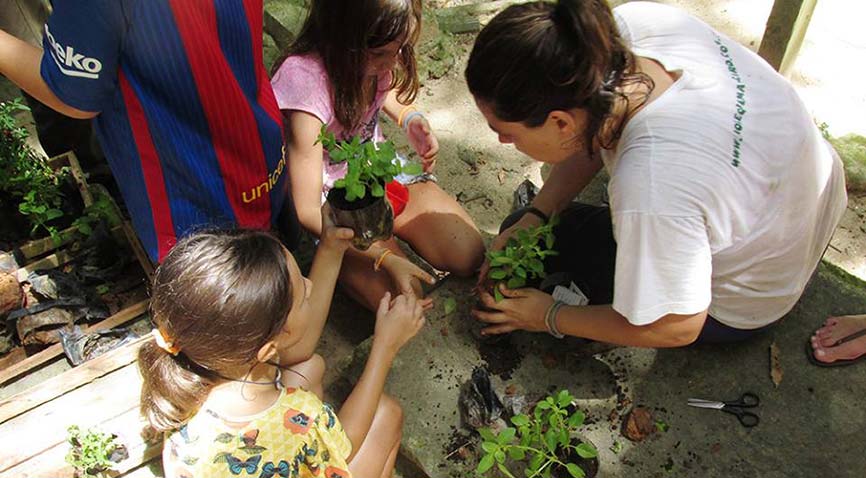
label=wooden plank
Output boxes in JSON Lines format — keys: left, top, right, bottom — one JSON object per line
{"left": 0, "top": 299, "right": 148, "bottom": 386}
{"left": 758, "top": 0, "right": 818, "bottom": 75}
{"left": 0, "top": 364, "right": 143, "bottom": 473}
{"left": 15, "top": 249, "right": 75, "bottom": 282}
{"left": 0, "top": 336, "right": 149, "bottom": 423}
{"left": 1, "top": 402, "right": 162, "bottom": 478}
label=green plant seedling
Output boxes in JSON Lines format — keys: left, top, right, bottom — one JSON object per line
{"left": 317, "top": 126, "right": 421, "bottom": 202}
{"left": 65, "top": 425, "right": 125, "bottom": 478}
{"left": 476, "top": 389, "right": 598, "bottom": 478}
{"left": 1, "top": 98, "right": 70, "bottom": 242}
{"left": 486, "top": 216, "right": 559, "bottom": 301}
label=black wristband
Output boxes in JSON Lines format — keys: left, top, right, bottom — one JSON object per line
{"left": 523, "top": 207, "right": 549, "bottom": 223}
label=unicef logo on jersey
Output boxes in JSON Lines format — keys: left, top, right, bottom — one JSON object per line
{"left": 44, "top": 25, "right": 103, "bottom": 80}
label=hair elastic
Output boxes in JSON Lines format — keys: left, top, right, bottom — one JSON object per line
{"left": 151, "top": 328, "right": 181, "bottom": 356}
{"left": 401, "top": 111, "right": 425, "bottom": 130}
{"left": 397, "top": 104, "right": 417, "bottom": 129}
{"left": 374, "top": 249, "right": 393, "bottom": 272}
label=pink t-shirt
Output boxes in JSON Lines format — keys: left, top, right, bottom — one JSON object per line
{"left": 271, "top": 54, "right": 392, "bottom": 194}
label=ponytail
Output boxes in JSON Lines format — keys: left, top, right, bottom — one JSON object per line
{"left": 138, "top": 342, "right": 216, "bottom": 432}
{"left": 466, "top": 0, "right": 652, "bottom": 155}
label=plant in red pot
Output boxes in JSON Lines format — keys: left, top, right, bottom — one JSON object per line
{"left": 318, "top": 127, "right": 421, "bottom": 250}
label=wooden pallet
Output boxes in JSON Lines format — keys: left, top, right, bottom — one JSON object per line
{"left": 0, "top": 336, "right": 163, "bottom": 477}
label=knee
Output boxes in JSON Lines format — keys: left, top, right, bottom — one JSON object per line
{"left": 444, "top": 234, "right": 485, "bottom": 278}
{"left": 378, "top": 394, "right": 404, "bottom": 437}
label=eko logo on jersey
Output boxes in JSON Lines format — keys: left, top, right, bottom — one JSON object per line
{"left": 44, "top": 25, "right": 103, "bottom": 79}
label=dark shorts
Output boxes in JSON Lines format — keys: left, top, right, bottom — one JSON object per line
{"left": 501, "top": 203, "right": 775, "bottom": 344}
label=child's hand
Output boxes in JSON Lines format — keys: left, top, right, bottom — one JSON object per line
{"left": 380, "top": 253, "right": 436, "bottom": 298}
{"left": 319, "top": 203, "right": 354, "bottom": 252}
{"left": 406, "top": 115, "right": 439, "bottom": 173}
{"left": 373, "top": 292, "right": 426, "bottom": 354}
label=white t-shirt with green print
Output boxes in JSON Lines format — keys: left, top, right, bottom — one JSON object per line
{"left": 604, "top": 2, "right": 847, "bottom": 329}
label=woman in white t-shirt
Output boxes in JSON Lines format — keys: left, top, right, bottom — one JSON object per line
{"left": 466, "top": 0, "right": 847, "bottom": 346}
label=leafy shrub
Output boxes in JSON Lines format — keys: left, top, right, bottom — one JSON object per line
{"left": 317, "top": 126, "right": 421, "bottom": 202}
{"left": 477, "top": 390, "right": 598, "bottom": 478}
{"left": 486, "top": 217, "right": 558, "bottom": 301}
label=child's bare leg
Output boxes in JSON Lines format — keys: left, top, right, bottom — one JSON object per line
{"left": 339, "top": 239, "right": 417, "bottom": 311}
{"left": 280, "top": 353, "right": 325, "bottom": 398}
{"left": 395, "top": 182, "right": 484, "bottom": 277}
{"left": 345, "top": 395, "right": 403, "bottom": 478}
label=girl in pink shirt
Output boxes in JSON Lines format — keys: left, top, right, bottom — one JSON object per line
{"left": 271, "top": 0, "right": 484, "bottom": 311}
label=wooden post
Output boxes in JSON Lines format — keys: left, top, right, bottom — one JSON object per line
{"left": 758, "top": 0, "right": 818, "bottom": 76}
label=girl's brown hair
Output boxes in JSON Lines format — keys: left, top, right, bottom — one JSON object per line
{"left": 279, "top": 0, "right": 422, "bottom": 129}
{"left": 138, "top": 230, "right": 293, "bottom": 432}
{"left": 465, "top": 0, "right": 653, "bottom": 155}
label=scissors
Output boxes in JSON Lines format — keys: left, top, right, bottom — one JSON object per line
{"left": 687, "top": 392, "right": 760, "bottom": 428}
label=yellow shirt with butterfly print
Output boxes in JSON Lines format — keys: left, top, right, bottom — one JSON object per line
{"left": 163, "top": 387, "right": 352, "bottom": 478}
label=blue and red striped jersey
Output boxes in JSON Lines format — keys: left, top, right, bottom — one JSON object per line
{"left": 40, "top": 0, "right": 286, "bottom": 262}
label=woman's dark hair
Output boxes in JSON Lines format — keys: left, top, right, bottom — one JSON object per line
{"left": 277, "top": 0, "right": 422, "bottom": 129}
{"left": 466, "top": 0, "right": 653, "bottom": 155}
{"left": 138, "top": 230, "right": 293, "bottom": 431}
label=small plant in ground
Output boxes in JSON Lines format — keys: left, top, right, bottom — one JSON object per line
{"left": 486, "top": 217, "right": 559, "bottom": 301}
{"left": 65, "top": 425, "right": 125, "bottom": 477}
{"left": 477, "top": 390, "right": 598, "bottom": 478}
{"left": 317, "top": 126, "right": 421, "bottom": 202}
{"left": 0, "top": 98, "right": 69, "bottom": 241}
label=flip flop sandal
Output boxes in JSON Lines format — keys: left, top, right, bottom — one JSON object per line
{"left": 805, "top": 326, "right": 866, "bottom": 367}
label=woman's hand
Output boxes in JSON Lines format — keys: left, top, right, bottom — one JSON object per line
{"left": 406, "top": 115, "right": 439, "bottom": 173}
{"left": 373, "top": 292, "right": 426, "bottom": 355}
{"left": 477, "top": 212, "right": 543, "bottom": 287}
{"left": 472, "top": 285, "right": 554, "bottom": 335}
{"left": 381, "top": 252, "right": 436, "bottom": 298}
{"left": 319, "top": 203, "right": 354, "bottom": 252}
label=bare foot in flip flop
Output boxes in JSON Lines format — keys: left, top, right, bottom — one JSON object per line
{"left": 809, "top": 315, "right": 866, "bottom": 366}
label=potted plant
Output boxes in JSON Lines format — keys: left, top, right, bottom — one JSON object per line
{"left": 476, "top": 390, "right": 599, "bottom": 478}
{"left": 484, "top": 217, "right": 559, "bottom": 302}
{"left": 317, "top": 127, "right": 421, "bottom": 250}
{"left": 65, "top": 425, "right": 128, "bottom": 478}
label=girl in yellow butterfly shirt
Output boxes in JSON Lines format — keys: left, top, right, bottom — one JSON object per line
{"left": 138, "top": 204, "right": 425, "bottom": 478}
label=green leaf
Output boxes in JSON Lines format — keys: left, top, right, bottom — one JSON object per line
{"left": 497, "top": 427, "right": 516, "bottom": 445}
{"left": 655, "top": 420, "right": 669, "bottom": 433}
{"left": 478, "top": 428, "right": 497, "bottom": 442}
{"left": 496, "top": 462, "right": 514, "bottom": 477}
{"left": 214, "top": 433, "right": 234, "bottom": 443}
{"left": 45, "top": 208, "right": 64, "bottom": 220}
{"left": 528, "top": 453, "right": 545, "bottom": 472}
{"left": 489, "top": 268, "right": 507, "bottom": 280}
{"left": 557, "top": 390, "right": 572, "bottom": 407}
{"left": 567, "top": 411, "right": 585, "bottom": 428}
{"left": 536, "top": 401, "right": 551, "bottom": 410}
{"left": 494, "top": 287, "right": 504, "bottom": 303}
{"left": 609, "top": 441, "right": 623, "bottom": 454}
{"left": 494, "top": 449, "right": 506, "bottom": 464}
{"left": 476, "top": 454, "right": 495, "bottom": 474}
{"left": 481, "top": 442, "right": 499, "bottom": 454}
{"left": 576, "top": 442, "right": 597, "bottom": 458}
{"left": 565, "top": 463, "right": 585, "bottom": 478}
{"left": 507, "top": 447, "right": 526, "bottom": 461}
{"left": 511, "top": 414, "right": 530, "bottom": 427}
{"left": 506, "top": 276, "right": 525, "bottom": 289}
{"left": 443, "top": 297, "right": 457, "bottom": 315}
{"left": 402, "top": 162, "right": 422, "bottom": 175}
{"left": 370, "top": 181, "right": 385, "bottom": 197}
{"left": 544, "top": 429, "right": 557, "bottom": 452}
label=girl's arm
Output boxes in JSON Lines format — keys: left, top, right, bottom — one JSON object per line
{"left": 0, "top": 29, "right": 97, "bottom": 119}
{"left": 338, "top": 293, "right": 425, "bottom": 457}
{"left": 382, "top": 90, "right": 438, "bottom": 171}
{"left": 279, "top": 205, "right": 353, "bottom": 365}
{"left": 473, "top": 287, "right": 707, "bottom": 347}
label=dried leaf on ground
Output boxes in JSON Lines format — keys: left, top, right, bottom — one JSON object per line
{"left": 622, "top": 407, "right": 656, "bottom": 442}
{"left": 770, "top": 341, "right": 783, "bottom": 387}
